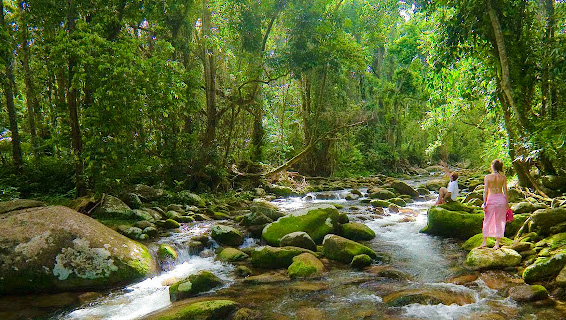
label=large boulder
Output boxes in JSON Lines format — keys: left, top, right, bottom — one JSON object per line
{"left": 287, "top": 253, "right": 324, "bottom": 278}
{"left": 523, "top": 252, "right": 566, "bottom": 283}
{"left": 511, "top": 202, "right": 537, "bottom": 214}
{"left": 133, "top": 184, "right": 165, "bottom": 202}
{"left": 504, "top": 213, "right": 530, "bottom": 238}
{"left": 211, "top": 225, "right": 244, "bottom": 247}
{"left": 0, "top": 206, "right": 156, "bottom": 294}
{"left": 173, "top": 191, "right": 206, "bottom": 207}
{"left": 262, "top": 205, "right": 340, "bottom": 246}
{"left": 461, "top": 234, "right": 513, "bottom": 251}
{"left": 216, "top": 248, "right": 248, "bottom": 262}
{"left": 528, "top": 208, "right": 566, "bottom": 236}
{"left": 388, "top": 181, "right": 419, "bottom": 198}
{"left": 169, "top": 271, "right": 223, "bottom": 302}
{"left": 142, "top": 300, "right": 238, "bottom": 320}
{"left": 421, "top": 204, "right": 484, "bottom": 239}
{"left": 279, "top": 232, "right": 317, "bottom": 251}
{"left": 0, "top": 199, "right": 45, "bottom": 214}
{"left": 91, "top": 195, "right": 134, "bottom": 219}
{"left": 340, "top": 222, "right": 376, "bottom": 241}
{"left": 368, "top": 188, "right": 396, "bottom": 200}
{"left": 266, "top": 184, "right": 297, "bottom": 197}
{"left": 465, "top": 248, "right": 522, "bottom": 270}
{"left": 251, "top": 246, "right": 314, "bottom": 269}
{"left": 322, "top": 234, "right": 377, "bottom": 263}
{"left": 382, "top": 287, "right": 475, "bottom": 307}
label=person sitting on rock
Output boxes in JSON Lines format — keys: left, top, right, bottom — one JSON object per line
{"left": 436, "top": 170, "right": 459, "bottom": 205}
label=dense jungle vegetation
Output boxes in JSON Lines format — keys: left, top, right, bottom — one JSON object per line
{"left": 1, "top": 0, "right": 565, "bottom": 199}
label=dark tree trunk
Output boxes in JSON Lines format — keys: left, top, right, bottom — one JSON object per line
{"left": 66, "top": 0, "right": 86, "bottom": 196}
{"left": 1, "top": 0, "right": 23, "bottom": 172}
{"left": 202, "top": 0, "right": 217, "bottom": 150}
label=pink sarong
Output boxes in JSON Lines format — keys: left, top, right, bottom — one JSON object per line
{"left": 483, "top": 193, "right": 507, "bottom": 237}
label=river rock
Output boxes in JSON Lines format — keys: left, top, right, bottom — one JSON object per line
{"left": 389, "top": 198, "right": 407, "bottom": 207}
{"left": 249, "top": 199, "right": 285, "bottom": 220}
{"left": 504, "top": 213, "right": 530, "bottom": 238}
{"left": 368, "top": 188, "right": 396, "bottom": 200}
{"left": 262, "top": 205, "right": 340, "bottom": 246}
{"left": 132, "top": 209, "right": 156, "bottom": 222}
{"left": 133, "top": 184, "right": 165, "bottom": 202}
{"left": 121, "top": 193, "right": 143, "bottom": 210}
{"left": 345, "top": 193, "right": 360, "bottom": 201}
{"left": 266, "top": 184, "right": 297, "bottom": 197}
{"left": 421, "top": 203, "right": 483, "bottom": 239}
{"left": 461, "top": 234, "right": 513, "bottom": 251}
{"left": 158, "top": 244, "right": 178, "bottom": 261}
{"left": 322, "top": 234, "right": 377, "bottom": 263}
{"left": 233, "top": 308, "right": 262, "bottom": 320}
{"left": 508, "top": 284, "right": 549, "bottom": 302}
{"left": 251, "top": 246, "right": 314, "bottom": 269}
{"left": 382, "top": 287, "right": 475, "bottom": 307}
{"left": 528, "top": 208, "right": 566, "bottom": 236}
{"left": 370, "top": 199, "right": 390, "bottom": 208}
{"left": 465, "top": 248, "right": 522, "bottom": 270}
{"left": 350, "top": 254, "right": 372, "bottom": 269}
{"left": 388, "top": 181, "right": 419, "bottom": 198}
{"left": 0, "top": 199, "right": 45, "bottom": 214}
{"left": 91, "top": 195, "right": 134, "bottom": 219}
{"left": 169, "top": 270, "right": 223, "bottom": 302}
{"left": 280, "top": 232, "right": 317, "bottom": 251}
{"left": 143, "top": 299, "right": 238, "bottom": 320}
{"left": 174, "top": 191, "right": 206, "bottom": 207}
{"left": 512, "top": 202, "right": 537, "bottom": 214}
{"left": 211, "top": 225, "right": 244, "bottom": 246}
{"left": 217, "top": 247, "right": 249, "bottom": 262}
{"left": 464, "top": 191, "right": 483, "bottom": 203}
{"left": 0, "top": 206, "right": 156, "bottom": 295}
{"left": 340, "top": 222, "right": 376, "bottom": 241}
{"left": 240, "top": 211, "right": 273, "bottom": 227}
{"left": 523, "top": 252, "right": 566, "bottom": 283}
{"left": 287, "top": 253, "right": 324, "bottom": 278}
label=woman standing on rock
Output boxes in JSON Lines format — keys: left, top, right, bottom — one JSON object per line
{"left": 479, "top": 159, "right": 509, "bottom": 249}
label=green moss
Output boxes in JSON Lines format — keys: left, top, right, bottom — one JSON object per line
{"left": 322, "top": 234, "right": 377, "bottom": 263}
{"left": 389, "top": 198, "right": 407, "bottom": 207}
{"left": 251, "top": 246, "right": 314, "bottom": 269}
{"left": 461, "top": 234, "right": 513, "bottom": 251}
{"left": 287, "top": 253, "right": 324, "bottom": 278}
{"left": 169, "top": 271, "right": 223, "bottom": 302}
{"left": 340, "top": 222, "right": 376, "bottom": 241}
{"left": 438, "top": 202, "right": 478, "bottom": 213}
{"left": 370, "top": 199, "right": 390, "bottom": 208}
{"left": 523, "top": 252, "right": 566, "bottom": 283}
{"left": 421, "top": 206, "right": 483, "bottom": 239}
{"left": 217, "top": 248, "right": 248, "bottom": 262}
{"left": 146, "top": 300, "right": 238, "bottom": 320}
{"left": 350, "top": 254, "right": 372, "bottom": 269}
{"left": 504, "top": 213, "right": 530, "bottom": 238}
{"left": 261, "top": 205, "right": 340, "bottom": 246}
{"left": 158, "top": 244, "right": 178, "bottom": 261}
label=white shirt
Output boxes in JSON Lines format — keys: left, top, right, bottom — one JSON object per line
{"left": 447, "top": 180, "right": 459, "bottom": 201}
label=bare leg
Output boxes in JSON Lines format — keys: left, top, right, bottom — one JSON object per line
{"left": 478, "top": 237, "right": 487, "bottom": 248}
{"left": 493, "top": 238, "right": 500, "bottom": 249}
{"left": 436, "top": 187, "right": 448, "bottom": 205}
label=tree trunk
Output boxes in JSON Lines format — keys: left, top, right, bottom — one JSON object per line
{"left": 1, "top": 0, "right": 23, "bottom": 172}
{"left": 201, "top": 0, "right": 217, "bottom": 150}
{"left": 66, "top": 0, "right": 86, "bottom": 196}
{"left": 19, "top": 4, "right": 39, "bottom": 160}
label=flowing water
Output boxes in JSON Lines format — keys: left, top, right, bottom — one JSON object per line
{"left": 48, "top": 178, "right": 566, "bottom": 319}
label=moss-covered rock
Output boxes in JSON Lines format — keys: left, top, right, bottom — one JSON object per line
{"left": 91, "top": 195, "right": 134, "bottom": 220}
{"left": 164, "top": 219, "right": 181, "bottom": 229}
{"left": 504, "top": 213, "right": 530, "bottom": 238}
{"left": 211, "top": 225, "right": 244, "bottom": 247}
{"left": 172, "top": 191, "right": 206, "bottom": 207}
{"left": 279, "top": 232, "right": 317, "bottom": 251}
{"left": 512, "top": 202, "right": 537, "bottom": 214}
{"left": 370, "top": 199, "right": 390, "bottom": 208}
{"left": 217, "top": 248, "right": 248, "bottom": 262}
{"left": 508, "top": 284, "right": 549, "bottom": 302}
{"left": 0, "top": 199, "right": 45, "bottom": 214}
{"left": 350, "top": 254, "right": 372, "bottom": 269}
{"left": 143, "top": 299, "right": 238, "bottom": 320}
{"left": 240, "top": 211, "right": 273, "bottom": 227}
{"left": 261, "top": 205, "right": 340, "bottom": 246}
{"left": 382, "top": 288, "right": 475, "bottom": 307}
{"left": 266, "top": 184, "right": 297, "bottom": 197}
{"left": 249, "top": 200, "right": 285, "bottom": 221}
{"left": 322, "top": 234, "right": 377, "bottom": 263}
{"left": 169, "top": 271, "right": 223, "bottom": 302}
{"left": 235, "top": 266, "right": 252, "bottom": 277}
{"left": 388, "top": 181, "right": 419, "bottom": 198}
{"left": 465, "top": 248, "right": 522, "bottom": 270}
{"left": 535, "top": 233, "right": 566, "bottom": 251}
{"left": 528, "top": 208, "right": 566, "bottom": 236}
{"left": 368, "top": 188, "right": 396, "bottom": 200}
{"left": 461, "top": 234, "right": 513, "bottom": 251}
{"left": 421, "top": 205, "right": 483, "bottom": 239}
{"left": 287, "top": 253, "right": 324, "bottom": 278}
{"left": 523, "top": 252, "right": 566, "bottom": 283}
{"left": 158, "top": 244, "right": 178, "bottom": 261}
{"left": 0, "top": 205, "right": 156, "bottom": 295}
{"left": 389, "top": 198, "right": 407, "bottom": 207}
{"left": 340, "top": 222, "right": 376, "bottom": 241}
{"left": 133, "top": 184, "right": 165, "bottom": 202}
{"left": 250, "top": 246, "right": 314, "bottom": 269}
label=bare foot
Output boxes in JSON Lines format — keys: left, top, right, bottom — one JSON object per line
{"left": 477, "top": 244, "right": 487, "bottom": 249}
{"left": 493, "top": 245, "right": 500, "bottom": 250}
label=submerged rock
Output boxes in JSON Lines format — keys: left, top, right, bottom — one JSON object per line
{"left": 508, "top": 284, "right": 549, "bottom": 302}
{"left": 169, "top": 271, "right": 223, "bottom": 302}
{"left": 287, "top": 253, "right": 324, "bottom": 278}
{"left": 382, "top": 287, "right": 475, "bottom": 307}
{"left": 322, "top": 234, "right": 377, "bottom": 263}
{"left": 262, "top": 205, "right": 340, "bottom": 246}
{"left": 0, "top": 205, "right": 156, "bottom": 295}
{"left": 340, "top": 222, "right": 376, "bottom": 241}
{"left": 465, "top": 248, "right": 522, "bottom": 270}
